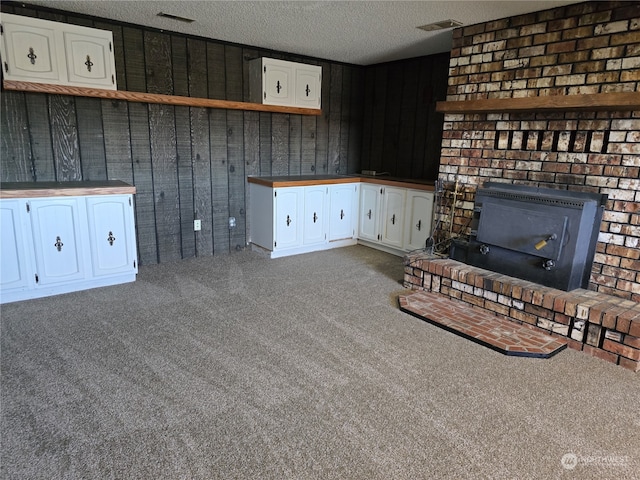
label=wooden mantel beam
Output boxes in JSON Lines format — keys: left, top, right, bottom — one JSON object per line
{"left": 436, "top": 91, "right": 640, "bottom": 114}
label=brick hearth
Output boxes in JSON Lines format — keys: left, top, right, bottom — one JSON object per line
{"left": 403, "top": 253, "right": 640, "bottom": 372}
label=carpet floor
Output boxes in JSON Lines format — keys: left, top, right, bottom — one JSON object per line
{"left": 1, "top": 245, "right": 638, "bottom": 479}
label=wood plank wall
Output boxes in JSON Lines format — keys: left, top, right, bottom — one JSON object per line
{"left": 0, "top": 3, "right": 448, "bottom": 265}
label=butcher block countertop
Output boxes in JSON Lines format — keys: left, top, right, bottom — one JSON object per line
{"left": 0, "top": 181, "right": 136, "bottom": 199}
{"left": 248, "top": 175, "right": 436, "bottom": 191}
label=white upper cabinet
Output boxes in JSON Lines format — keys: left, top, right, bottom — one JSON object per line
{"left": 0, "top": 16, "right": 61, "bottom": 83}
{"left": 0, "top": 13, "right": 117, "bottom": 89}
{"left": 294, "top": 65, "right": 322, "bottom": 109}
{"left": 250, "top": 57, "right": 321, "bottom": 109}
{"left": 62, "top": 29, "right": 116, "bottom": 88}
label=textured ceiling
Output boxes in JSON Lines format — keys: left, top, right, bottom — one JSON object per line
{"left": 20, "top": 1, "right": 582, "bottom": 65}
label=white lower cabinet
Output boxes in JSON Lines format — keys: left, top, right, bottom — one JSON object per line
{"left": 249, "top": 182, "right": 357, "bottom": 258}
{"left": 328, "top": 183, "right": 358, "bottom": 241}
{"left": 303, "top": 186, "right": 327, "bottom": 246}
{"left": 0, "top": 200, "right": 31, "bottom": 293}
{"left": 248, "top": 177, "right": 434, "bottom": 259}
{"left": 86, "top": 196, "right": 138, "bottom": 277}
{"left": 380, "top": 187, "right": 406, "bottom": 248}
{"left": 403, "top": 189, "right": 435, "bottom": 252}
{"left": 357, "top": 183, "right": 434, "bottom": 256}
{"left": 29, "top": 197, "right": 88, "bottom": 285}
{"left": 0, "top": 190, "right": 137, "bottom": 304}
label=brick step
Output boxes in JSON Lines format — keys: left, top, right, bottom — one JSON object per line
{"left": 399, "top": 291, "right": 568, "bottom": 358}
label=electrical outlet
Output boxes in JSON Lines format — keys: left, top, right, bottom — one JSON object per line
{"left": 194, "top": 219, "right": 202, "bottom": 231}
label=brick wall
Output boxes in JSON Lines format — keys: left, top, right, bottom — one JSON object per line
{"left": 436, "top": 1, "right": 640, "bottom": 300}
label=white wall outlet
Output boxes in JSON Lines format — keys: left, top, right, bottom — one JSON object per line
{"left": 194, "top": 219, "right": 202, "bottom": 231}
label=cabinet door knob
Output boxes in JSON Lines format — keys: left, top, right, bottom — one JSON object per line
{"left": 54, "top": 236, "right": 64, "bottom": 252}
{"left": 313, "top": 212, "right": 318, "bottom": 223}
{"left": 276, "top": 80, "right": 282, "bottom": 94}
{"left": 286, "top": 215, "right": 291, "bottom": 226}
{"left": 305, "top": 84, "right": 310, "bottom": 97}
{"left": 391, "top": 214, "right": 396, "bottom": 225}
{"left": 367, "top": 209, "right": 372, "bottom": 219}
{"left": 27, "top": 47, "right": 37, "bottom": 65}
{"left": 416, "top": 220, "right": 421, "bottom": 231}
{"left": 107, "top": 231, "right": 116, "bottom": 246}
{"left": 85, "top": 55, "right": 93, "bottom": 72}
{"left": 340, "top": 209, "right": 345, "bottom": 220}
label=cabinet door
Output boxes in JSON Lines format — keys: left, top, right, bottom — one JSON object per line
{"left": 295, "top": 65, "right": 321, "bottom": 109}
{"left": 381, "top": 187, "right": 405, "bottom": 248}
{"left": 0, "top": 14, "right": 62, "bottom": 83}
{"left": 303, "top": 186, "right": 326, "bottom": 245}
{"left": 359, "top": 184, "right": 380, "bottom": 242}
{"left": 404, "top": 190, "right": 434, "bottom": 251}
{"left": 29, "top": 198, "right": 87, "bottom": 285}
{"left": 263, "top": 59, "right": 294, "bottom": 106}
{"left": 274, "top": 187, "right": 303, "bottom": 250}
{"left": 329, "top": 184, "right": 356, "bottom": 241}
{"left": 0, "top": 200, "right": 31, "bottom": 292}
{"left": 62, "top": 27, "right": 117, "bottom": 89}
{"left": 86, "top": 196, "right": 137, "bottom": 276}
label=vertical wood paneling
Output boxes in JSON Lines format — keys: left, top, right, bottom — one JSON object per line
{"left": 382, "top": 63, "right": 403, "bottom": 176}
{"left": 348, "top": 66, "right": 365, "bottom": 174}
{"left": 24, "top": 93, "right": 56, "bottom": 181}
{"left": 48, "top": 95, "right": 82, "bottom": 181}
{"left": 122, "top": 26, "right": 157, "bottom": 264}
{"left": 103, "top": 99, "right": 134, "bottom": 183}
{"left": 76, "top": 97, "right": 107, "bottom": 181}
{"left": 411, "top": 58, "right": 431, "bottom": 179}
{"left": 225, "top": 46, "right": 246, "bottom": 251}
{"left": 207, "top": 43, "right": 230, "bottom": 254}
{"left": 271, "top": 114, "right": 290, "bottom": 175}
{"left": 189, "top": 38, "right": 214, "bottom": 257}
{"left": 360, "top": 70, "right": 375, "bottom": 172}
{"left": 425, "top": 53, "right": 449, "bottom": 180}
{"left": 1, "top": 3, "right": 455, "bottom": 266}
{"left": 316, "top": 61, "right": 331, "bottom": 174}
{"left": 122, "top": 26, "right": 147, "bottom": 92}
{"left": 242, "top": 48, "right": 261, "bottom": 179}
{"left": 259, "top": 113, "right": 272, "bottom": 176}
{"left": 328, "top": 65, "right": 342, "bottom": 174}
{"left": 300, "top": 115, "right": 317, "bottom": 174}
{"left": 397, "top": 59, "right": 419, "bottom": 178}
{"left": 0, "top": 92, "right": 31, "bottom": 181}
{"left": 172, "top": 35, "right": 196, "bottom": 259}
{"left": 145, "top": 31, "right": 181, "bottom": 263}
{"left": 129, "top": 102, "right": 157, "bottom": 265}
{"left": 370, "top": 65, "right": 387, "bottom": 172}
{"left": 289, "top": 115, "right": 302, "bottom": 175}
{"left": 339, "top": 67, "right": 351, "bottom": 174}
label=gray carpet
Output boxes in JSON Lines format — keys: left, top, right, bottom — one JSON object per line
{"left": 1, "top": 245, "right": 638, "bottom": 479}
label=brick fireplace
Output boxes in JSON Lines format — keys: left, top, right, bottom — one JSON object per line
{"left": 404, "top": 1, "right": 640, "bottom": 371}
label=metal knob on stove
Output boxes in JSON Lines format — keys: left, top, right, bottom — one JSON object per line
{"left": 542, "top": 259, "right": 555, "bottom": 271}
{"left": 479, "top": 244, "right": 490, "bottom": 255}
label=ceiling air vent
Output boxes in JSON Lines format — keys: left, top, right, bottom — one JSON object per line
{"left": 157, "top": 12, "right": 195, "bottom": 23}
{"left": 417, "top": 19, "right": 463, "bottom": 32}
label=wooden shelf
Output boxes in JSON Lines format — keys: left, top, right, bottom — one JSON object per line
{"left": 435, "top": 91, "right": 640, "bottom": 114}
{"left": 2, "top": 80, "right": 323, "bottom": 116}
